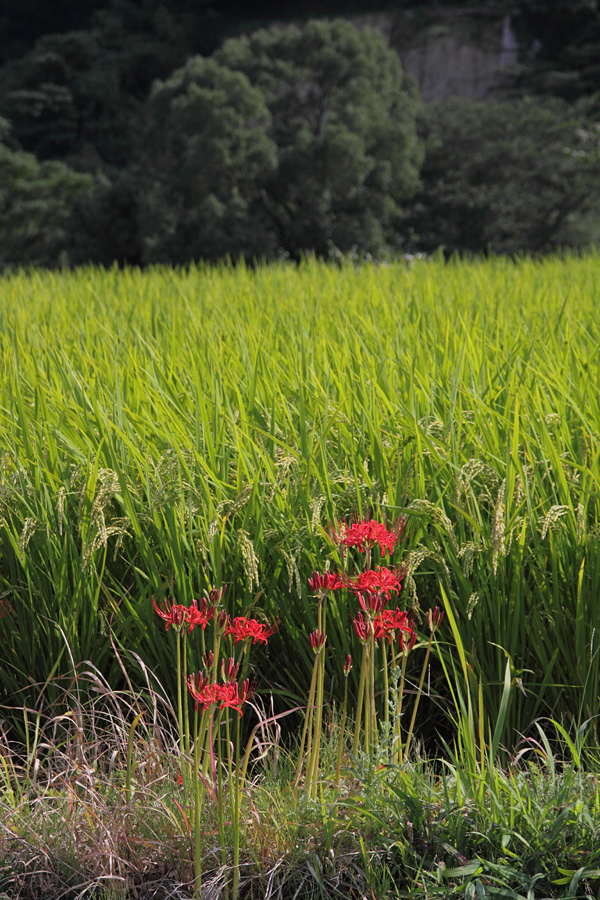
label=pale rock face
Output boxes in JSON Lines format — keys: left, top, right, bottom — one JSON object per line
{"left": 349, "top": 10, "right": 523, "bottom": 102}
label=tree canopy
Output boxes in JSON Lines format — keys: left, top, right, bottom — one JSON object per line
{"left": 0, "top": 7, "right": 599, "bottom": 267}
{"left": 513, "top": 0, "right": 600, "bottom": 105}
{"left": 0, "top": 118, "right": 93, "bottom": 267}
{"left": 216, "top": 20, "right": 423, "bottom": 258}
{"left": 408, "top": 96, "right": 600, "bottom": 256}
{"left": 135, "top": 57, "right": 278, "bottom": 263}
{"left": 96, "top": 19, "right": 424, "bottom": 266}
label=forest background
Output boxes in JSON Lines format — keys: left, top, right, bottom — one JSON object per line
{"left": 1, "top": 0, "right": 600, "bottom": 269}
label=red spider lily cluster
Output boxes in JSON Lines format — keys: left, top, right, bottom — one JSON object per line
{"left": 225, "top": 615, "right": 279, "bottom": 645}
{"left": 301, "top": 515, "right": 445, "bottom": 774}
{"left": 187, "top": 670, "right": 253, "bottom": 717}
{"left": 151, "top": 582, "right": 277, "bottom": 898}
{"left": 376, "top": 609, "right": 418, "bottom": 648}
{"left": 331, "top": 516, "right": 406, "bottom": 556}
{"left": 309, "top": 517, "right": 417, "bottom": 653}
{"left": 353, "top": 606, "right": 417, "bottom": 647}
{"left": 307, "top": 570, "right": 343, "bottom": 595}
{"left": 152, "top": 589, "right": 277, "bottom": 721}
{"left": 152, "top": 595, "right": 215, "bottom": 633}
{"left": 152, "top": 596, "right": 279, "bottom": 648}
{"left": 188, "top": 597, "right": 215, "bottom": 633}
{"left": 354, "top": 592, "right": 418, "bottom": 648}
{"left": 344, "top": 566, "right": 406, "bottom": 598}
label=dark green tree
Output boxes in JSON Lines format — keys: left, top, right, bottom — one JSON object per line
{"left": 134, "top": 57, "right": 278, "bottom": 263}
{"left": 0, "top": 118, "right": 93, "bottom": 268}
{"left": 216, "top": 20, "right": 423, "bottom": 258}
{"left": 68, "top": 173, "right": 143, "bottom": 267}
{"left": 0, "top": 0, "right": 104, "bottom": 65}
{"left": 0, "top": 23, "right": 187, "bottom": 167}
{"left": 407, "top": 96, "right": 600, "bottom": 256}
{"left": 513, "top": 0, "right": 600, "bottom": 104}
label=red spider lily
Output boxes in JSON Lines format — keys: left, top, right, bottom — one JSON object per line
{"left": 343, "top": 655, "right": 352, "bottom": 677}
{"left": 373, "top": 607, "right": 413, "bottom": 643}
{"left": 187, "top": 671, "right": 253, "bottom": 716}
{"left": 353, "top": 611, "right": 373, "bottom": 643}
{"left": 0, "top": 597, "right": 11, "bottom": 619}
{"left": 345, "top": 566, "right": 406, "bottom": 599}
{"left": 399, "top": 627, "right": 418, "bottom": 654}
{"left": 187, "top": 596, "right": 215, "bottom": 634}
{"left": 218, "top": 678, "right": 253, "bottom": 717}
{"left": 216, "top": 609, "right": 229, "bottom": 631}
{"left": 357, "top": 590, "right": 388, "bottom": 616}
{"left": 307, "top": 571, "right": 343, "bottom": 596}
{"left": 309, "top": 629, "right": 326, "bottom": 653}
{"left": 225, "top": 616, "right": 278, "bottom": 645}
{"left": 331, "top": 517, "right": 405, "bottom": 556}
{"left": 187, "top": 672, "right": 220, "bottom": 712}
{"left": 208, "top": 585, "right": 227, "bottom": 606}
{"left": 203, "top": 649, "right": 214, "bottom": 671}
{"left": 426, "top": 606, "right": 444, "bottom": 632}
{"left": 152, "top": 597, "right": 188, "bottom": 631}
{"left": 221, "top": 656, "right": 239, "bottom": 681}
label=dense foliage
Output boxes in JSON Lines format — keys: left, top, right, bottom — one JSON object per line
{"left": 513, "top": 0, "right": 600, "bottom": 104}
{"left": 0, "top": 117, "right": 93, "bottom": 267}
{"left": 134, "top": 56, "right": 278, "bottom": 263}
{"left": 214, "top": 22, "right": 422, "bottom": 259}
{"left": 409, "top": 96, "right": 600, "bottom": 254}
{"left": 0, "top": 4, "right": 599, "bottom": 265}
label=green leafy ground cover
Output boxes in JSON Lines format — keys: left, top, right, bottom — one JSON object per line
{"left": 0, "top": 254, "right": 599, "bottom": 897}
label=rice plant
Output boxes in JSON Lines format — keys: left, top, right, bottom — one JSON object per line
{"left": 0, "top": 253, "right": 598, "bottom": 751}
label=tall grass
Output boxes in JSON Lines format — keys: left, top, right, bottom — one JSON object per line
{"left": 1, "top": 663, "right": 599, "bottom": 900}
{"left": 0, "top": 254, "right": 598, "bottom": 746}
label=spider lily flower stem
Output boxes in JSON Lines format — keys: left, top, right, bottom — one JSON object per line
{"left": 308, "top": 645, "right": 325, "bottom": 799}
{"left": 215, "top": 711, "right": 228, "bottom": 899}
{"left": 193, "top": 705, "right": 203, "bottom": 898}
{"left": 295, "top": 657, "right": 318, "bottom": 787}
{"left": 364, "top": 643, "right": 371, "bottom": 756}
{"left": 232, "top": 713, "right": 242, "bottom": 900}
{"left": 176, "top": 630, "right": 185, "bottom": 767}
{"left": 335, "top": 668, "right": 349, "bottom": 785}
{"left": 382, "top": 639, "right": 389, "bottom": 730}
{"left": 353, "top": 644, "right": 367, "bottom": 756}
{"left": 309, "top": 602, "right": 328, "bottom": 798}
{"left": 225, "top": 711, "right": 236, "bottom": 900}
{"left": 298, "top": 593, "right": 328, "bottom": 798}
{"left": 369, "top": 632, "right": 376, "bottom": 758}
{"left": 183, "top": 630, "right": 191, "bottom": 781}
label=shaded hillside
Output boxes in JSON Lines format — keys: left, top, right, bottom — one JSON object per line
{"left": 0, "top": 1, "right": 598, "bottom": 266}
{"left": 0, "top": 0, "right": 489, "bottom": 65}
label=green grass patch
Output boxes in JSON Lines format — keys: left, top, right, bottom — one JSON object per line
{"left": 1, "top": 667, "right": 599, "bottom": 899}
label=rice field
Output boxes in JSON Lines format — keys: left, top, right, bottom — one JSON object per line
{"left": 1, "top": 253, "right": 599, "bottom": 748}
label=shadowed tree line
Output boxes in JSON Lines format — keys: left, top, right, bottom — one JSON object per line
{"left": 0, "top": 1, "right": 599, "bottom": 268}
